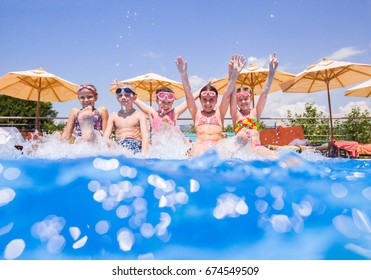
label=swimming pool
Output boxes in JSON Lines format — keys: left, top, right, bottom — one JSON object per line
{"left": 1, "top": 146, "right": 370, "bottom": 260}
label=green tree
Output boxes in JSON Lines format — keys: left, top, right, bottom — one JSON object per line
{"left": 0, "top": 95, "right": 60, "bottom": 133}
{"left": 286, "top": 102, "right": 329, "bottom": 144}
{"left": 338, "top": 107, "right": 371, "bottom": 143}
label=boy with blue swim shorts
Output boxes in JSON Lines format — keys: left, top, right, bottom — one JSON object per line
{"left": 103, "top": 83, "right": 149, "bottom": 155}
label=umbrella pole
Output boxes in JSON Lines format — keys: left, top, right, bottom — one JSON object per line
{"left": 326, "top": 80, "right": 334, "bottom": 140}
{"left": 35, "top": 90, "right": 41, "bottom": 131}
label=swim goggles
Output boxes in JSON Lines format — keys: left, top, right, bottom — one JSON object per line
{"left": 200, "top": 90, "right": 217, "bottom": 97}
{"left": 236, "top": 87, "right": 252, "bottom": 99}
{"left": 116, "top": 87, "right": 136, "bottom": 95}
{"left": 156, "top": 91, "right": 175, "bottom": 101}
{"left": 78, "top": 85, "right": 97, "bottom": 94}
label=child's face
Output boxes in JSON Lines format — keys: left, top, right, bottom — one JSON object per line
{"left": 237, "top": 93, "right": 252, "bottom": 111}
{"left": 78, "top": 90, "right": 97, "bottom": 108}
{"left": 200, "top": 95, "right": 217, "bottom": 112}
{"left": 117, "top": 92, "right": 135, "bottom": 106}
{"left": 156, "top": 99, "right": 174, "bottom": 115}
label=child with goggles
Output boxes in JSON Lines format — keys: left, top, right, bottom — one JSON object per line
{"left": 230, "top": 53, "right": 279, "bottom": 158}
{"left": 103, "top": 83, "right": 149, "bottom": 155}
{"left": 62, "top": 84, "right": 108, "bottom": 143}
{"left": 176, "top": 54, "right": 246, "bottom": 157}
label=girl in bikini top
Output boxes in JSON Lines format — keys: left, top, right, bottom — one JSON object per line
{"left": 197, "top": 111, "right": 221, "bottom": 126}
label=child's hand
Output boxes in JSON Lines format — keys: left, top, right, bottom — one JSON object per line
{"left": 230, "top": 54, "right": 246, "bottom": 77}
{"left": 175, "top": 56, "right": 187, "bottom": 73}
{"left": 269, "top": 53, "right": 279, "bottom": 71}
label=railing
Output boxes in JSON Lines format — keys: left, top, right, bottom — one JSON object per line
{"left": 1, "top": 116, "right": 370, "bottom": 143}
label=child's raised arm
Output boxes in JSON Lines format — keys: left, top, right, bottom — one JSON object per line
{"left": 219, "top": 54, "right": 246, "bottom": 120}
{"left": 254, "top": 53, "right": 278, "bottom": 120}
{"left": 176, "top": 56, "right": 198, "bottom": 121}
{"left": 133, "top": 95, "right": 155, "bottom": 117}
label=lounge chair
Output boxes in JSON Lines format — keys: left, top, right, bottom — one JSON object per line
{"left": 330, "top": 140, "right": 371, "bottom": 158}
{"left": 260, "top": 125, "right": 328, "bottom": 154}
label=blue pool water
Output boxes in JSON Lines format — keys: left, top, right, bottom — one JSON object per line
{"left": 0, "top": 141, "right": 370, "bottom": 260}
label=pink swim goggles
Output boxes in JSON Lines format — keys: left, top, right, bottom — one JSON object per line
{"left": 156, "top": 91, "right": 175, "bottom": 101}
{"left": 200, "top": 90, "right": 217, "bottom": 97}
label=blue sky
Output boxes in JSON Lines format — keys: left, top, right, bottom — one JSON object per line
{"left": 1, "top": 0, "right": 370, "bottom": 124}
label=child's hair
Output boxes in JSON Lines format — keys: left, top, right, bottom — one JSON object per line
{"left": 77, "top": 84, "right": 98, "bottom": 95}
{"left": 199, "top": 84, "right": 218, "bottom": 97}
{"left": 155, "top": 87, "right": 174, "bottom": 94}
{"left": 236, "top": 86, "right": 252, "bottom": 96}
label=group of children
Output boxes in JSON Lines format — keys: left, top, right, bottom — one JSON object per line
{"left": 61, "top": 53, "right": 279, "bottom": 158}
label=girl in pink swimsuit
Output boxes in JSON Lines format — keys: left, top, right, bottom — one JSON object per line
{"left": 176, "top": 54, "right": 246, "bottom": 157}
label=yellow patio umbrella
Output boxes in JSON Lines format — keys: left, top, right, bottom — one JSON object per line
{"left": 211, "top": 64, "right": 295, "bottom": 106}
{"left": 345, "top": 79, "right": 371, "bottom": 98}
{"left": 280, "top": 58, "right": 371, "bottom": 139}
{"left": 0, "top": 67, "right": 78, "bottom": 131}
{"left": 109, "top": 72, "right": 184, "bottom": 106}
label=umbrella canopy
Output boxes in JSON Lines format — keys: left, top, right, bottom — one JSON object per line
{"left": 345, "top": 79, "right": 371, "bottom": 98}
{"left": 211, "top": 64, "right": 295, "bottom": 106}
{"left": 280, "top": 58, "right": 371, "bottom": 139}
{"left": 0, "top": 68, "right": 78, "bottom": 131}
{"left": 109, "top": 72, "right": 184, "bottom": 106}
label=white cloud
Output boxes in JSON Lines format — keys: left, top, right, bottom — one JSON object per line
{"left": 247, "top": 56, "right": 267, "bottom": 67}
{"left": 327, "top": 47, "right": 366, "bottom": 61}
{"left": 337, "top": 101, "right": 371, "bottom": 116}
{"left": 189, "top": 75, "right": 207, "bottom": 91}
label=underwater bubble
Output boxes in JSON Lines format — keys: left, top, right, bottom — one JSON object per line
{"left": 255, "top": 186, "right": 267, "bottom": 198}
{"left": 117, "top": 228, "right": 134, "bottom": 251}
{"left": 109, "top": 184, "right": 120, "bottom": 196}
{"left": 331, "top": 183, "right": 348, "bottom": 198}
{"left": 271, "top": 215, "right": 291, "bottom": 233}
{"left": 88, "top": 180, "right": 101, "bottom": 192}
{"left": 93, "top": 189, "right": 107, "bottom": 202}
{"left": 102, "top": 196, "right": 118, "bottom": 211}
{"left": 140, "top": 223, "right": 155, "bottom": 238}
{"left": 213, "top": 205, "right": 226, "bottom": 219}
{"left": 290, "top": 217, "right": 304, "bottom": 233}
{"left": 69, "top": 227, "right": 81, "bottom": 241}
{"left": 362, "top": 187, "right": 371, "bottom": 200}
{"left": 159, "top": 195, "right": 168, "bottom": 207}
{"left": 116, "top": 205, "right": 131, "bottom": 219}
{"left": 255, "top": 199, "right": 269, "bottom": 214}
{"left": 73, "top": 236, "right": 88, "bottom": 249}
{"left": 4, "top": 239, "right": 25, "bottom": 259}
{"left": 3, "top": 167, "right": 21, "bottom": 180}
{"left": 93, "top": 158, "right": 119, "bottom": 171}
{"left": 352, "top": 208, "right": 371, "bottom": 233}
{"left": 190, "top": 179, "right": 200, "bottom": 192}
{"left": 131, "top": 185, "right": 145, "bottom": 197}
{"left": 120, "top": 166, "right": 137, "bottom": 178}
{"left": 163, "top": 180, "right": 175, "bottom": 193}
{"left": 147, "top": 174, "right": 158, "bottom": 186}
{"left": 47, "top": 235, "right": 65, "bottom": 254}
{"left": 333, "top": 215, "right": 360, "bottom": 238}
{"left": 132, "top": 197, "right": 147, "bottom": 212}
{"left": 155, "top": 177, "right": 167, "bottom": 190}
{"left": 31, "top": 215, "right": 65, "bottom": 242}
{"left": 138, "top": 253, "right": 154, "bottom": 260}
{"left": 158, "top": 212, "right": 171, "bottom": 229}
{"left": 270, "top": 186, "right": 285, "bottom": 198}
{"left": 344, "top": 244, "right": 371, "bottom": 259}
{"left": 297, "top": 200, "right": 313, "bottom": 217}
{"left": 175, "top": 192, "right": 189, "bottom": 204}
{"left": 272, "top": 197, "right": 285, "bottom": 210}
{"left": 0, "top": 188, "right": 16, "bottom": 206}
{"left": 129, "top": 214, "right": 146, "bottom": 229}
{"left": 235, "top": 200, "right": 248, "bottom": 215}
{"left": 95, "top": 220, "right": 111, "bottom": 235}
{"left": 0, "top": 222, "right": 14, "bottom": 236}
{"left": 119, "top": 180, "right": 132, "bottom": 192}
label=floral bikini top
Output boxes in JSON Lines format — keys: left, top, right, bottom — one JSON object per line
{"left": 74, "top": 109, "right": 103, "bottom": 137}
{"left": 234, "top": 118, "right": 263, "bottom": 133}
{"left": 197, "top": 112, "right": 221, "bottom": 126}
